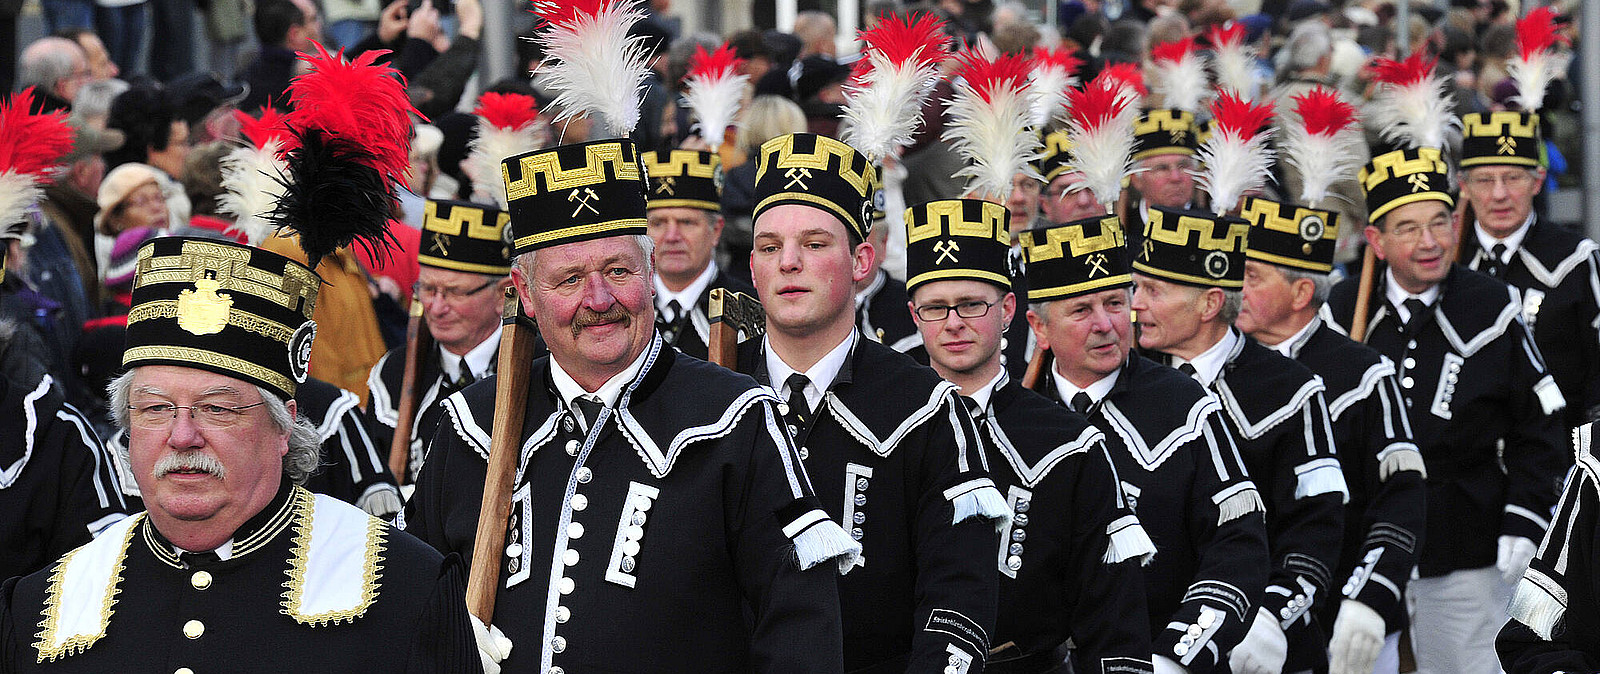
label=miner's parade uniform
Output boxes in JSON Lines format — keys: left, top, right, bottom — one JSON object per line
{"left": 641, "top": 149, "right": 756, "bottom": 360}
{"left": 904, "top": 198, "right": 1155, "bottom": 674}
{"left": 404, "top": 138, "right": 858, "bottom": 672}
{"left": 367, "top": 198, "right": 513, "bottom": 483}
{"left": 1241, "top": 195, "right": 1429, "bottom": 642}
{"left": 1023, "top": 215, "right": 1271, "bottom": 673}
{"left": 1459, "top": 110, "right": 1600, "bottom": 428}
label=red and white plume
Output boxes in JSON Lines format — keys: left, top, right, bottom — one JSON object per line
{"left": 1366, "top": 53, "right": 1455, "bottom": 151}
{"left": 840, "top": 12, "right": 949, "bottom": 162}
{"left": 1098, "top": 62, "right": 1147, "bottom": 130}
{"left": 1065, "top": 73, "right": 1139, "bottom": 211}
{"left": 1027, "top": 46, "right": 1082, "bottom": 128}
{"left": 1281, "top": 87, "right": 1361, "bottom": 208}
{"left": 1149, "top": 37, "right": 1209, "bottom": 113}
{"left": 1207, "top": 23, "right": 1258, "bottom": 100}
{"left": 681, "top": 44, "right": 747, "bottom": 151}
{"left": 529, "top": 0, "right": 653, "bottom": 138}
{"left": 1507, "top": 6, "right": 1570, "bottom": 112}
{"left": 220, "top": 107, "right": 291, "bottom": 245}
{"left": 942, "top": 51, "right": 1040, "bottom": 200}
{"left": 0, "top": 89, "right": 74, "bottom": 232}
{"left": 465, "top": 92, "right": 544, "bottom": 208}
{"left": 1195, "top": 92, "right": 1275, "bottom": 215}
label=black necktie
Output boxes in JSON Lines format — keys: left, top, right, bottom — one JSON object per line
{"left": 784, "top": 373, "right": 811, "bottom": 438}
{"left": 1071, "top": 392, "right": 1094, "bottom": 414}
{"left": 573, "top": 395, "right": 605, "bottom": 433}
{"left": 180, "top": 550, "right": 221, "bottom": 568}
{"left": 1177, "top": 362, "right": 1197, "bottom": 378}
{"left": 659, "top": 299, "right": 684, "bottom": 342}
{"left": 452, "top": 367, "right": 476, "bottom": 390}
{"left": 1483, "top": 243, "right": 1508, "bottom": 278}
{"left": 1402, "top": 298, "right": 1430, "bottom": 338}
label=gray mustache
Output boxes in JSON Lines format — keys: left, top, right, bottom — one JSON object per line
{"left": 152, "top": 452, "right": 228, "bottom": 479}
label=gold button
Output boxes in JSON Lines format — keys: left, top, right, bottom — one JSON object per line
{"left": 183, "top": 620, "right": 204, "bottom": 639}
{"left": 175, "top": 669, "right": 195, "bottom": 674}
{"left": 190, "top": 571, "right": 212, "bottom": 590}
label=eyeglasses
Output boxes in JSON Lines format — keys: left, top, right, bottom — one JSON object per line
{"left": 415, "top": 279, "right": 496, "bottom": 302}
{"left": 1386, "top": 219, "right": 1455, "bottom": 244}
{"left": 128, "top": 402, "right": 266, "bottom": 430}
{"left": 1464, "top": 172, "right": 1536, "bottom": 191}
{"left": 915, "top": 300, "right": 995, "bottom": 321}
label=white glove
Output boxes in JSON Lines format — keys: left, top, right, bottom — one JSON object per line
{"left": 1328, "top": 599, "right": 1385, "bottom": 674}
{"left": 357, "top": 485, "right": 403, "bottom": 519}
{"left": 1152, "top": 654, "right": 1190, "bottom": 674}
{"left": 470, "top": 614, "right": 512, "bottom": 674}
{"left": 1497, "top": 535, "right": 1538, "bottom": 584}
{"left": 1228, "top": 607, "right": 1288, "bottom": 674}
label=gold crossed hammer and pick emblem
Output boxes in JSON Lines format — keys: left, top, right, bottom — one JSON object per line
{"left": 785, "top": 167, "right": 812, "bottom": 190}
{"left": 1498, "top": 136, "right": 1518, "bottom": 155}
{"left": 1086, "top": 253, "right": 1109, "bottom": 276}
{"left": 656, "top": 176, "right": 676, "bottom": 195}
{"left": 934, "top": 239, "right": 960, "bottom": 264}
{"left": 1408, "top": 173, "right": 1431, "bottom": 193}
{"left": 429, "top": 232, "right": 450, "bottom": 255}
{"left": 569, "top": 187, "right": 600, "bottom": 216}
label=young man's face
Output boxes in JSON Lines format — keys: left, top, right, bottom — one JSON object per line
{"left": 911, "top": 279, "right": 1014, "bottom": 378}
{"left": 750, "top": 204, "right": 872, "bottom": 339}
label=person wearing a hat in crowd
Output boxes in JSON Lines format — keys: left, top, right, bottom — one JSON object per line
{"left": 1128, "top": 40, "right": 1206, "bottom": 238}
{"left": 905, "top": 195, "right": 1156, "bottom": 674}
{"left": 405, "top": 5, "right": 857, "bottom": 670}
{"left": 0, "top": 88, "right": 130, "bottom": 584}
{"left": 1133, "top": 94, "right": 1347, "bottom": 674}
{"left": 643, "top": 148, "right": 755, "bottom": 360}
{"left": 39, "top": 119, "right": 124, "bottom": 302}
{"left": 104, "top": 84, "right": 192, "bottom": 228}
{"left": 853, "top": 214, "right": 921, "bottom": 351}
{"left": 1235, "top": 87, "right": 1428, "bottom": 674}
{"left": 1457, "top": 9, "right": 1600, "bottom": 430}
{"left": 93, "top": 162, "right": 169, "bottom": 285}
{"left": 367, "top": 198, "right": 514, "bottom": 484}
{"left": 1322, "top": 54, "right": 1566, "bottom": 674}
{"left": 736, "top": 131, "right": 1007, "bottom": 673}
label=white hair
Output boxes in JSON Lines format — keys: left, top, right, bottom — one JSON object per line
{"left": 1278, "top": 267, "right": 1334, "bottom": 308}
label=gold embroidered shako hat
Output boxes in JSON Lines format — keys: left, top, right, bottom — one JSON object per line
{"left": 1133, "top": 109, "right": 1198, "bottom": 161}
{"left": 1035, "top": 129, "right": 1075, "bottom": 183}
{"left": 1021, "top": 214, "right": 1132, "bottom": 301}
{"left": 1361, "top": 54, "right": 1457, "bottom": 223}
{"left": 752, "top": 133, "right": 876, "bottom": 242}
{"left": 124, "top": 237, "right": 320, "bottom": 399}
{"left": 642, "top": 149, "right": 723, "bottom": 212}
{"left": 1359, "top": 147, "right": 1454, "bottom": 223}
{"left": 1240, "top": 196, "right": 1340, "bottom": 273}
{"left": 1460, "top": 111, "right": 1541, "bottom": 168}
{"left": 501, "top": 138, "right": 650, "bottom": 254}
{"left": 418, "top": 199, "right": 512, "bottom": 275}
{"left": 1132, "top": 206, "right": 1250, "bottom": 289}
{"left": 904, "top": 199, "right": 1011, "bottom": 293}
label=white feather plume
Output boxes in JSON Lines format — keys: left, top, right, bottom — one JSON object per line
{"left": 466, "top": 124, "right": 545, "bottom": 208}
{"left": 1195, "top": 95, "right": 1275, "bottom": 216}
{"left": 1283, "top": 125, "right": 1360, "bottom": 207}
{"left": 218, "top": 141, "right": 289, "bottom": 247}
{"left": 0, "top": 171, "right": 41, "bottom": 235}
{"left": 841, "top": 54, "right": 942, "bottom": 163}
{"left": 1027, "top": 68, "right": 1074, "bottom": 129}
{"left": 533, "top": 0, "right": 653, "bottom": 138}
{"left": 1066, "top": 77, "right": 1139, "bottom": 211}
{"left": 1507, "top": 50, "right": 1569, "bottom": 113}
{"left": 1366, "top": 56, "right": 1456, "bottom": 151}
{"left": 1211, "top": 39, "right": 1258, "bottom": 100}
{"left": 942, "top": 54, "right": 1042, "bottom": 201}
{"left": 1150, "top": 40, "right": 1209, "bottom": 113}
{"left": 680, "top": 46, "right": 748, "bottom": 152}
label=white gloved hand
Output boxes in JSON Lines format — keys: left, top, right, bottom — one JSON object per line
{"left": 1497, "top": 535, "right": 1538, "bottom": 584}
{"left": 1328, "top": 599, "right": 1385, "bottom": 674}
{"left": 1228, "top": 607, "right": 1288, "bottom": 674}
{"left": 470, "top": 614, "right": 512, "bottom": 674}
{"left": 1152, "top": 654, "right": 1190, "bottom": 674}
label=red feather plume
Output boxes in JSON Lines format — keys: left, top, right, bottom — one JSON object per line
{"left": 1067, "top": 75, "right": 1128, "bottom": 132}
{"left": 1291, "top": 87, "right": 1357, "bottom": 137}
{"left": 1208, "top": 91, "right": 1274, "bottom": 137}
{"left": 687, "top": 43, "right": 744, "bottom": 83}
{"left": 1369, "top": 52, "right": 1438, "bottom": 87}
{"left": 955, "top": 50, "right": 1031, "bottom": 104}
{"left": 529, "top": 0, "right": 622, "bottom": 29}
{"left": 1031, "top": 46, "right": 1083, "bottom": 75}
{"left": 1207, "top": 22, "right": 1246, "bottom": 50}
{"left": 1150, "top": 37, "right": 1199, "bottom": 65}
{"left": 281, "top": 45, "right": 422, "bottom": 183}
{"left": 857, "top": 12, "right": 949, "bottom": 71}
{"left": 1516, "top": 6, "right": 1568, "bottom": 60}
{"left": 1099, "top": 62, "right": 1147, "bottom": 97}
{"left": 0, "top": 89, "right": 74, "bottom": 178}
{"left": 473, "top": 92, "right": 541, "bottom": 131}
{"left": 234, "top": 107, "right": 290, "bottom": 150}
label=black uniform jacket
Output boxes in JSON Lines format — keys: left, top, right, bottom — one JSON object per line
{"left": 738, "top": 335, "right": 1005, "bottom": 674}
{"left": 1499, "top": 421, "right": 1600, "bottom": 673}
{"left": 367, "top": 340, "right": 498, "bottom": 483}
{"left": 1462, "top": 218, "right": 1600, "bottom": 427}
{"left": 0, "top": 368, "right": 126, "bottom": 582}
{"left": 1284, "top": 317, "right": 1427, "bottom": 633}
{"left": 407, "top": 334, "right": 854, "bottom": 673}
{"left": 857, "top": 270, "right": 921, "bottom": 352}
{"left": 1323, "top": 264, "right": 1568, "bottom": 576}
{"left": 0, "top": 484, "right": 480, "bottom": 673}
{"left": 1158, "top": 332, "right": 1347, "bottom": 671}
{"left": 654, "top": 266, "right": 756, "bottom": 361}
{"left": 977, "top": 374, "right": 1155, "bottom": 674}
{"left": 1043, "top": 353, "right": 1270, "bottom": 674}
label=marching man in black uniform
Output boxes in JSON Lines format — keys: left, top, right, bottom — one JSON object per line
{"left": 1022, "top": 72, "right": 1269, "bottom": 674}
{"left": 738, "top": 131, "right": 1007, "bottom": 673}
{"left": 905, "top": 194, "right": 1156, "bottom": 674}
{"left": 642, "top": 148, "right": 755, "bottom": 360}
{"left": 1457, "top": 9, "right": 1600, "bottom": 429}
{"left": 1133, "top": 94, "right": 1348, "bottom": 674}
{"left": 1236, "top": 85, "right": 1428, "bottom": 674}
{"left": 1498, "top": 421, "right": 1600, "bottom": 672}
{"left": 367, "top": 198, "right": 515, "bottom": 483}
{"left": 1322, "top": 54, "right": 1567, "bottom": 674}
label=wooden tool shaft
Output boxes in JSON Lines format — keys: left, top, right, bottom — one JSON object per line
{"left": 1350, "top": 246, "right": 1377, "bottom": 342}
{"left": 388, "top": 300, "right": 429, "bottom": 485}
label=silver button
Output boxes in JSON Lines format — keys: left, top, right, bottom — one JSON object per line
{"left": 1180, "top": 636, "right": 1194, "bottom": 646}
{"left": 1407, "top": 340, "right": 1418, "bottom": 349}
{"left": 777, "top": 402, "right": 790, "bottom": 415}
{"left": 565, "top": 439, "right": 580, "bottom": 456}
{"left": 1343, "top": 582, "right": 1355, "bottom": 594}
{"left": 1001, "top": 337, "right": 1010, "bottom": 350}
{"left": 632, "top": 511, "right": 647, "bottom": 526}
{"left": 1011, "top": 528, "right": 1026, "bottom": 542}
{"left": 1009, "top": 542, "right": 1024, "bottom": 555}
{"left": 176, "top": 669, "right": 195, "bottom": 674}
{"left": 1403, "top": 357, "right": 1416, "bottom": 369}
{"left": 1015, "top": 500, "right": 1030, "bottom": 513}
{"left": 1013, "top": 513, "right": 1028, "bottom": 527}
{"left": 1187, "top": 625, "right": 1202, "bottom": 637}
{"left": 559, "top": 577, "right": 575, "bottom": 594}
{"left": 567, "top": 522, "right": 584, "bottom": 539}
{"left": 563, "top": 549, "right": 579, "bottom": 566}
{"left": 1006, "top": 555, "right": 1022, "bottom": 570}
{"left": 1401, "top": 376, "right": 1414, "bottom": 389}
{"left": 788, "top": 424, "right": 799, "bottom": 436}
{"left": 576, "top": 467, "right": 592, "bottom": 483}
{"left": 1281, "top": 607, "right": 1293, "bottom": 620}
{"left": 555, "top": 606, "right": 571, "bottom": 623}
{"left": 570, "top": 494, "right": 588, "bottom": 511}
{"left": 623, "top": 540, "right": 640, "bottom": 556}
{"left": 1197, "top": 611, "right": 1215, "bottom": 629}
{"left": 798, "top": 447, "right": 809, "bottom": 460}
{"left": 507, "top": 543, "right": 524, "bottom": 558}
{"left": 854, "top": 494, "right": 867, "bottom": 506}
{"left": 1174, "top": 643, "right": 1189, "bottom": 657}
{"left": 621, "top": 556, "right": 636, "bottom": 573}
{"left": 852, "top": 512, "right": 866, "bottom": 524}
{"left": 624, "top": 525, "right": 644, "bottom": 541}
{"left": 856, "top": 477, "right": 870, "bottom": 491}
{"left": 944, "top": 667, "right": 959, "bottom": 674}
{"left": 633, "top": 496, "right": 652, "bottom": 512}
{"left": 552, "top": 635, "right": 567, "bottom": 653}
{"left": 551, "top": 667, "right": 565, "bottom": 674}
{"left": 563, "top": 417, "right": 575, "bottom": 432}
{"left": 851, "top": 527, "right": 864, "bottom": 540}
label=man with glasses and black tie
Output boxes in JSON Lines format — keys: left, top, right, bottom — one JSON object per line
{"left": 367, "top": 198, "right": 515, "bottom": 484}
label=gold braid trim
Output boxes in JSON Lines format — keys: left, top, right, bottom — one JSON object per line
{"left": 33, "top": 515, "right": 142, "bottom": 662}
{"left": 280, "top": 488, "right": 387, "bottom": 626}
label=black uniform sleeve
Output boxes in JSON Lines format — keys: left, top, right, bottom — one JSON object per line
{"left": 327, "top": 398, "right": 402, "bottom": 517}
{"left": 1065, "top": 441, "right": 1153, "bottom": 674}
{"left": 1501, "top": 317, "right": 1568, "bottom": 544}
{"left": 730, "top": 401, "right": 845, "bottom": 674}
{"left": 403, "top": 552, "right": 485, "bottom": 674}
{"left": 2, "top": 575, "right": 18, "bottom": 674}
{"left": 402, "top": 409, "right": 486, "bottom": 563}
{"left": 910, "top": 398, "right": 1001, "bottom": 673}
{"left": 1162, "top": 413, "right": 1270, "bottom": 673}
{"left": 1575, "top": 248, "right": 1600, "bottom": 422}
{"left": 47, "top": 402, "right": 129, "bottom": 557}
{"left": 1257, "top": 392, "right": 1347, "bottom": 637}
{"left": 1339, "top": 372, "right": 1427, "bottom": 630}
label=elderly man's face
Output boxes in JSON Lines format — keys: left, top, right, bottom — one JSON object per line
{"left": 417, "top": 266, "right": 508, "bottom": 356}
{"left": 516, "top": 236, "right": 656, "bottom": 387}
{"left": 1462, "top": 165, "right": 1542, "bottom": 239}
{"left": 647, "top": 207, "right": 722, "bottom": 286}
{"left": 1039, "top": 172, "right": 1105, "bottom": 225}
{"left": 1130, "top": 152, "right": 1196, "bottom": 209}
{"left": 1365, "top": 200, "right": 1455, "bottom": 294}
{"left": 1028, "top": 288, "right": 1133, "bottom": 387}
{"left": 126, "top": 366, "right": 289, "bottom": 533}
{"left": 1131, "top": 274, "right": 1206, "bottom": 353}
{"left": 1006, "top": 172, "right": 1043, "bottom": 230}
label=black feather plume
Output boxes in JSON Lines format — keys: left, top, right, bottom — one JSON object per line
{"left": 268, "top": 127, "right": 398, "bottom": 269}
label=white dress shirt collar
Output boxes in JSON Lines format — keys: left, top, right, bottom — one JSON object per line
{"left": 765, "top": 331, "right": 855, "bottom": 411}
